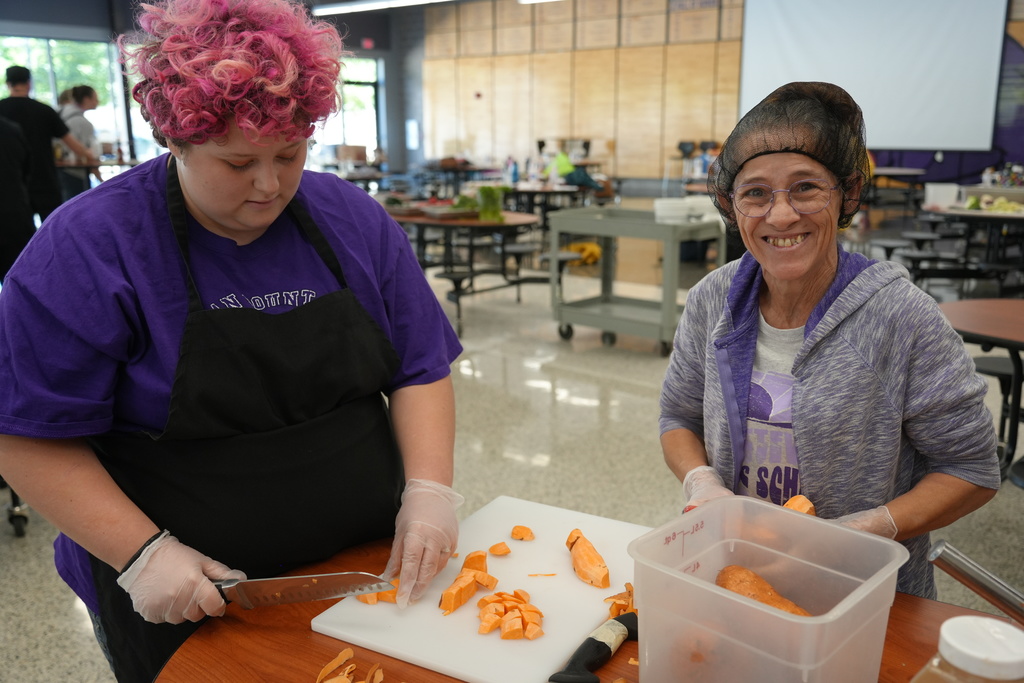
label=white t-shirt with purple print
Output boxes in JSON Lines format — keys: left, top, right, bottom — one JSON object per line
{"left": 738, "top": 312, "right": 803, "bottom": 504}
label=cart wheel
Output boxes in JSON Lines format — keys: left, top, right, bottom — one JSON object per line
{"left": 558, "top": 324, "right": 574, "bottom": 340}
{"left": 10, "top": 514, "right": 27, "bottom": 537}
{"left": 659, "top": 341, "right": 672, "bottom": 357}
{"left": 601, "top": 331, "right": 616, "bottom": 347}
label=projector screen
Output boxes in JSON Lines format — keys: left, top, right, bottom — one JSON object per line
{"left": 739, "top": 0, "right": 1008, "bottom": 151}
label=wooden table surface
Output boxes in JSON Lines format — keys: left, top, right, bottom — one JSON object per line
{"left": 939, "top": 299, "right": 1024, "bottom": 350}
{"left": 387, "top": 209, "right": 540, "bottom": 230}
{"left": 156, "top": 536, "right": 998, "bottom": 683}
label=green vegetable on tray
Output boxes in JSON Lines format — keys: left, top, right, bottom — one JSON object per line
{"left": 453, "top": 194, "right": 479, "bottom": 210}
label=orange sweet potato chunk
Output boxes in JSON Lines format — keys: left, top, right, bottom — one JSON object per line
{"left": 461, "top": 550, "right": 489, "bottom": 573}
{"left": 783, "top": 494, "right": 816, "bottom": 516}
{"left": 499, "top": 611, "right": 525, "bottom": 639}
{"left": 566, "top": 529, "right": 610, "bottom": 588}
{"left": 510, "top": 525, "right": 535, "bottom": 541}
{"left": 489, "top": 542, "right": 512, "bottom": 556}
{"left": 439, "top": 572, "right": 478, "bottom": 615}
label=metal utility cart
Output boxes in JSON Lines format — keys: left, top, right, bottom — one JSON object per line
{"left": 548, "top": 207, "right": 724, "bottom": 356}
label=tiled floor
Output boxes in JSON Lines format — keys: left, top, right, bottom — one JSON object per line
{"left": 3, "top": 198, "right": 1023, "bottom": 682}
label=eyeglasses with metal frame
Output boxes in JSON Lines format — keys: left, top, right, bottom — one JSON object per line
{"left": 730, "top": 178, "right": 838, "bottom": 218}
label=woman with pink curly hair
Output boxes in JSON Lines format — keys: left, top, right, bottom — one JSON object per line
{"left": 0, "top": 1, "right": 462, "bottom": 680}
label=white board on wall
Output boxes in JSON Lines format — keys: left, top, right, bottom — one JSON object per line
{"left": 739, "top": 0, "right": 1008, "bottom": 151}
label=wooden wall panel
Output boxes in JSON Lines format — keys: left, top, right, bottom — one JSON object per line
{"left": 495, "top": 25, "right": 534, "bottom": 55}
{"left": 459, "top": 0, "right": 494, "bottom": 29}
{"left": 578, "top": 0, "right": 620, "bottom": 19}
{"left": 615, "top": 46, "right": 665, "bottom": 177}
{"left": 456, "top": 57, "right": 496, "bottom": 163}
{"left": 459, "top": 28, "right": 495, "bottom": 56}
{"left": 425, "top": 31, "right": 458, "bottom": 59}
{"left": 572, "top": 48, "right": 617, "bottom": 173}
{"left": 537, "top": 0, "right": 575, "bottom": 24}
{"left": 663, "top": 42, "right": 716, "bottom": 163}
{"left": 422, "top": 2, "right": 747, "bottom": 178}
{"left": 496, "top": 0, "right": 533, "bottom": 25}
{"left": 425, "top": 4, "right": 458, "bottom": 33}
{"left": 531, "top": 52, "right": 573, "bottom": 144}
{"left": 422, "top": 58, "right": 459, "bottom": 158}
{"left": 493, "top": 54, "right": 535, "bottom": 162}
{"left": 712, "top": 40, "right": 740, "bottom": 146}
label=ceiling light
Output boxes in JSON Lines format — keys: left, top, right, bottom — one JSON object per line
{"left": 313, "top": 0, "right": 454, "bottom": 15}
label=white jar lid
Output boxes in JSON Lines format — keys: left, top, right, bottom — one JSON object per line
{"left": 939, "top": 616, "right": 1024, "bottom": 680}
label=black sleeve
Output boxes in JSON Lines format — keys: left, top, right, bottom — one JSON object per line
{"left": 47, "top": 104, "right": 70, "bottom": 139}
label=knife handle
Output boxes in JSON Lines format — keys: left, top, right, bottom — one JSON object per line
{"left": 213, "top": 579, "right": 246, "bottom": 608}
{"left": 548, "top": 611, "right": 638, "bottom": 683}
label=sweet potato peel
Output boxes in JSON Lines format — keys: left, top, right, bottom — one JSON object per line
{"left": 604, "top": 582, "right": 636, "bottom": 617}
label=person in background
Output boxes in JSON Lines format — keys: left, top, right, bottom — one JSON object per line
{"left": 0, "top": 0, "right": 463, "bottom": 681}
{"left": 659, "top": 81, "right": 1000, "bottom": 600}
{"left": 0, "top": 115, "right": 35, "bottom": 281}
{"left": 56, "top": 85, "right": 104, "bottom": 200}
{"left": 0, "top": 66, "right": 99, "bottom": 221}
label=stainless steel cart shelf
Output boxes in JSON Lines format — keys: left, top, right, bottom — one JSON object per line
{"left": 548, "top": 207, "right": 723, "bottom": 355}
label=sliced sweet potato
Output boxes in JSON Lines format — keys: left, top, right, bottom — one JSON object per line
{"left": 489, "top": 541, "right": 512, "bottom": 556}
{"left": 715, "top": 565, "right": 810, "bottom": 616}
{"left": 478, "top": 612, "right": 502, "bottom": 633}
{"left": 470, "top": 569, "right": 499, "bottom": 590}
{"left": 500, "top": 610, "right": 525, "bottom": 639}
{"left": 783, "top": 494, "right": 816, "bottom": 516}
{"left": 439, "top": 572, "right": 478, "bottom": 615}
{"left": 477, "top": 589, "right": 545, "bottom": 640}
{"left": 439, "top": 552, "right": 499, "bottom": 615}
{"left": 565, "top": 528, "right": 610, "bottom": 588}
{"left": 511, "top": 525, "right": 535, "bottom": 541}
{"left": 356, "top": 579, "right": 398, "bottom": 604}
{"left": 461, "top": 550, "right": 489, "bottom": 573}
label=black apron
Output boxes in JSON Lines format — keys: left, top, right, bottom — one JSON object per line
{"left": 86, "top": 159, "right": 404, "bottom": 682}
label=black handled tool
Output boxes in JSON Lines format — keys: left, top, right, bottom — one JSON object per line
{"left": 548, "top": 611, "right": 639, "bottom": 683}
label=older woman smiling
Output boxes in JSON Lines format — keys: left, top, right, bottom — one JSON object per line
{"left": 659, "top": 82, "right": 1000, "bottom": 600}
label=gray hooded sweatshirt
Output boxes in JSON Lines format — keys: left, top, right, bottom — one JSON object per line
{"left": 660, "top": 247, "right": 1001, "bottom": 598}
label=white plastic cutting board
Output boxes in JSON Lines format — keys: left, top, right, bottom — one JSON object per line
{"left": 311, "top": 496, "right": 650, "bottom": 683}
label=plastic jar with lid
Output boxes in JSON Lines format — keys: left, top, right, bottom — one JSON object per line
{"left": 910, "top": 616, "right": 1024, "bottom": 682}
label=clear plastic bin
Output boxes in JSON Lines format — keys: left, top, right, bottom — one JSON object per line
{"left": 627, "top": 497, "right": 910, "bottom": 682}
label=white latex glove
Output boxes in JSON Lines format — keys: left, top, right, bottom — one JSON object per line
{"left": 383, "top": 479, "right": 464, "bottom": 609}
{"left": 116, "top": 531, "right": 247, "bottom": 624}
{"left": 682, "top": 465, "right": 734, "bottom": 513}
{"left": 835, "top": 505, "right": 898, "bottom": 539}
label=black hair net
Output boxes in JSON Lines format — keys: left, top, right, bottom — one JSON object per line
{"left": 708, "top": 81, "right": 871, "bottom": 231}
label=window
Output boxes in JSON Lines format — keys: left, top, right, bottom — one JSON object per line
{"left": 0, "top": 36, "right": 132, "bottom": 158}
{"left": 309, "top": 57, "right": 382, "bottom": 169}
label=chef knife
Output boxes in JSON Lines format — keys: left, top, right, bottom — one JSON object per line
{"left": 214, "top": 571, "right": 393, "bottom": 609}
{"left": 548, "top": 611, "right": 639, "bottom": 683}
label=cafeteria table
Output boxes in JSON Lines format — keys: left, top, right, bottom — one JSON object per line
{"left": 155, "top": 537, "right": 1005, "bottom": 683}
{"left": 871, "top": 167, "right": 927, "bottom": 222}
{"left": 939, "top": 298, "right": 1024, "bottom": 487}
{"left": 388, "top": 210, "right": 543, "bottom": 335}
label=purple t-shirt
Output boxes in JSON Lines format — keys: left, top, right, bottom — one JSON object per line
{"left": 0, "top": 155, "right": 461, "bottom": 437}
{"left": 0, "top": 155, "right": 462, "bottom": 609}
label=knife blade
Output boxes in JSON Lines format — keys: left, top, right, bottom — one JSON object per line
{"left": 548, "top": 611, "right": 639, "bottom": 683}
{"left": 214, "top": 571, "right": 393, "bottom": 609}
